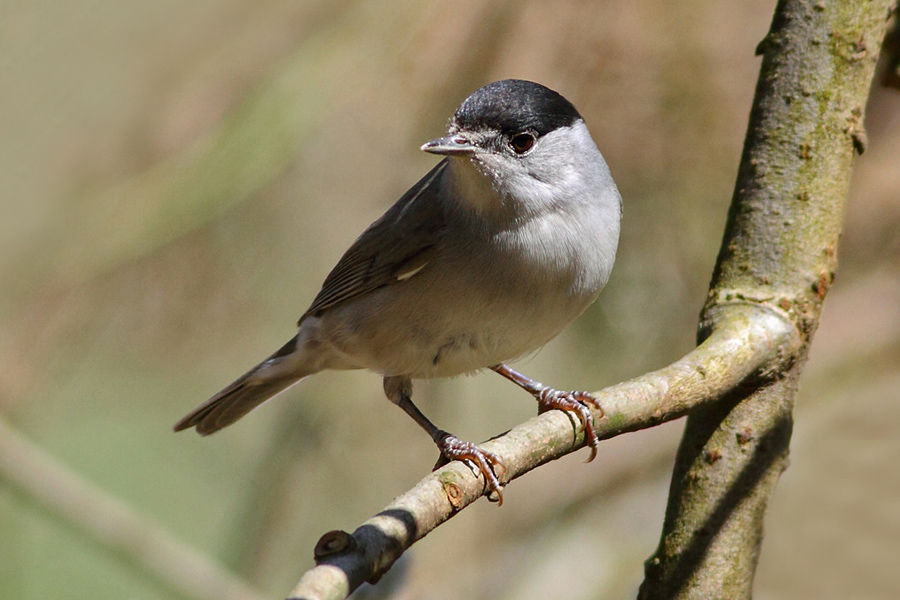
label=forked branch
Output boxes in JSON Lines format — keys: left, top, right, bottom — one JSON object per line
{"left": 289, "top": 1, "right": 895, "bottom": 598}
{"left": 288, "top": 306, "right": 798, "bottom": 600}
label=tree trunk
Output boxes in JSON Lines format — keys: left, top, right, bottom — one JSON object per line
{"left": 638, "top": 1, "right": 895, "bottom": 598}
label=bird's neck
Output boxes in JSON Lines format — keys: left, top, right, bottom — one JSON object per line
{"left": 443, "top": 157, "right": 533, "bottom": 228}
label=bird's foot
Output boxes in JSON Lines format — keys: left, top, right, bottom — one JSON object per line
{"left": 433, "top": 431, "right": 505, "bottom": 505}
{"left": 535, "top": 388, "right": 601, "bottom": 462}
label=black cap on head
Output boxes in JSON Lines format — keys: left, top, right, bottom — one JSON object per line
{"left": 452, "top": 79, "right": 582, "bottom": 136}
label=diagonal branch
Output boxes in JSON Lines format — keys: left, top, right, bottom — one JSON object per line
{"left": 0, "top": 417, "right": 267, "bottom": 600}
{"left": 287, "top": 305, "right": 798, "bottom": 600}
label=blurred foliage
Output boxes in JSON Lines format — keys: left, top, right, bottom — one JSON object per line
{"left": 1, "top": 1, "right": 898, "bottom": 599}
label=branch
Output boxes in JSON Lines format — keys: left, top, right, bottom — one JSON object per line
{"left": 639, "top": 1, "right": 896, "bottom": 598}
{"left": 0, "top": 417, "right": 267, "bottom": 600}
{"left": 287, "top": 305, "right": 798, "bottom": 600}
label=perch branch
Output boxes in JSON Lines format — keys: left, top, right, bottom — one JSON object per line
{"left": 287, "top": 305, "right": 798, "bottom": 600}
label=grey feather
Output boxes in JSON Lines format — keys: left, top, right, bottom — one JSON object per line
{"left": 173, "top": 335, "right": 303, "bottom": 435}
{"left": 299, "top": 160, "right": 448, "bottom": 322}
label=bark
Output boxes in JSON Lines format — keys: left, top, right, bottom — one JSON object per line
{"left": 639, "top": 1, "right": 894, "bottom": 598}
{"left": 287, "top": 310, "right": 797, "bottom": 600}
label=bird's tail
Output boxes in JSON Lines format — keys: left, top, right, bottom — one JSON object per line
{"left": 173, "top": 335, "right": 308, "bottom": 436}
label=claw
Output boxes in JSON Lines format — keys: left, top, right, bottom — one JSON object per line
{"left": 537, "top": 389, "right": 601, "bottom": 462}
{"left": 433, "top": 432, "right": 505, "bottom": 505}
{"left": 490, "top": 365, "right": 602, "bottom": 462}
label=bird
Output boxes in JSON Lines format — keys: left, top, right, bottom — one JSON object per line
{"left": 174, "top": 79, "right": 622, "bottom": 504}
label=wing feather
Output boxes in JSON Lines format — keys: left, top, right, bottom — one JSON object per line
{"left": 299, "top": 160, "right": 448, "bottom": 322}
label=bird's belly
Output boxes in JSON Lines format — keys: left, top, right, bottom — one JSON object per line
{"left": 317, "top": 272, "right": 596, "bottom": 379}
{"left": 315, "top": 210, "right": 613, "bottom": 378}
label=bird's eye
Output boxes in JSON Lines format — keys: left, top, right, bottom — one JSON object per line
{"left": 509, "top": 132, "right": 536, "bottom": 154}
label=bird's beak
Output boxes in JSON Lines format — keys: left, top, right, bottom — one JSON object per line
{"left": 420, "top": 134, "right": 477, "bottom": 156}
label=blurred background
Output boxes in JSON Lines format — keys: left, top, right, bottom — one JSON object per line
{"left": 1, "top": 1, "right": 899, "bottom": 599}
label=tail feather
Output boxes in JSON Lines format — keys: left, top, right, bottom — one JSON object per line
{"left": 174, "top": 335, "right": 306, "bottom": 435}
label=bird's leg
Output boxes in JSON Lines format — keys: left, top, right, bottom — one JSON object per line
{"left": 383, "top": 376, "right": 504, "bottom": 504}
{"left": 490, "top": 364, "right": 602, "bottom": 462}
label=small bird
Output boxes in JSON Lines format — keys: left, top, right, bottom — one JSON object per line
{"left": 175, "top": 79, "right": 622, "bottom": 504}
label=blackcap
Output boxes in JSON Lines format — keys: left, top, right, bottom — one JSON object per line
{"left": 175, "top": 79, "right": 622, "bottom": 504}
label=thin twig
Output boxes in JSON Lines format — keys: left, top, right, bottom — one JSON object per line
{"left": 0, "top": 417, "right": 267, "bottom": 600}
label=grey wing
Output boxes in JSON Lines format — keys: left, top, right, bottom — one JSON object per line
{"left": 299, "top": 159, "right": 449, "bottom": 322}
